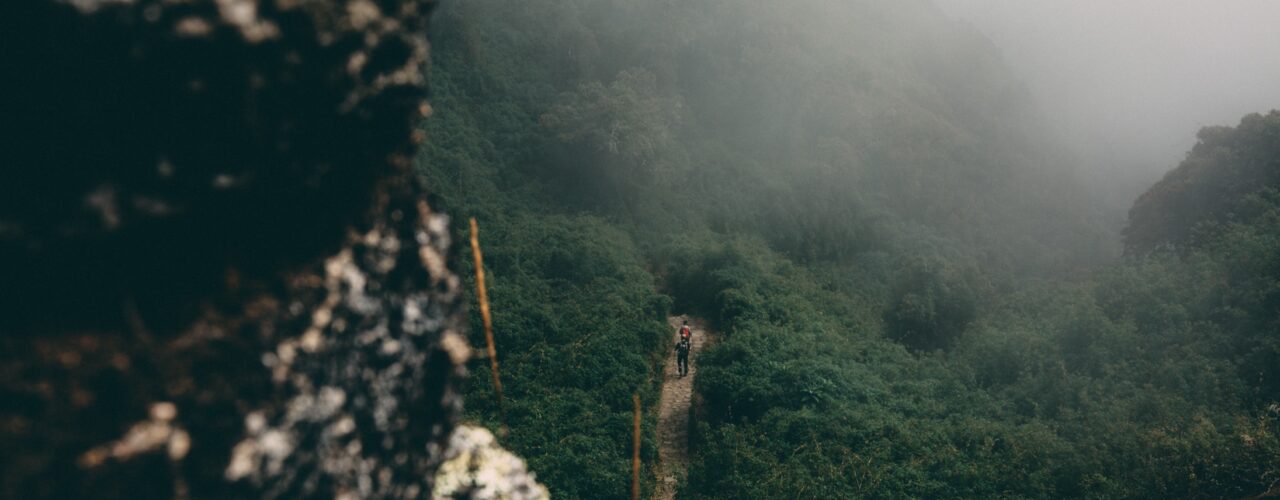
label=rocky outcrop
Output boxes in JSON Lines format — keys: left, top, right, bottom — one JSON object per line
{"left": 0, "top": 1, "right": 539, "bottom": 498}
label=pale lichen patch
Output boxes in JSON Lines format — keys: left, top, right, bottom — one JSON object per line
{"left": 78, "top": 402, "right": 189, "bottom": 468}
{"left": 432, "top": 426, "right": 548, "bottom": 500}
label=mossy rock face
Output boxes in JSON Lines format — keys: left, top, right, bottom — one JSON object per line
{"left": 0, "top": 1, "right": 484, "bottom": 498}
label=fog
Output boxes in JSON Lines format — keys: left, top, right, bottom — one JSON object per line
{"left": 933, "top": 0, "right": 1280, "bottom": 198}
{"left": 12, "top": 1, "right": 1280, "bottom": 498}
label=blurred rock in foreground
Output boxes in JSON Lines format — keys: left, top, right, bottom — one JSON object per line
{"left": 0, "top": 0, "right": 541, "bottom": 498}
{"left": 432, "top": 426, "right": 549, "bottom": 500}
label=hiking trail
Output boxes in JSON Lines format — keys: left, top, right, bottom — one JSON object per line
{"left": 656, "top": 315, "right": 710, "bottom": 500}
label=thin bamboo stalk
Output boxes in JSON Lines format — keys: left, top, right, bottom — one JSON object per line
{"left": 470, "top": 218, "right": 506, "bottom": 433}
{"left": 633, "top": 393, "right": 641, "bottom": 500}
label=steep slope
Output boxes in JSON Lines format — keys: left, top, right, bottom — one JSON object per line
{"left": 422, "top": 0, "right": 1113, "bottom": 274}
{"left": 1125, "top": 111, "right": 1280, "bottom": 403}
{"left": 1126, "top": 111, "right": 1280, "bottom": 253}
{"left": 416, "top": 0, "right": 1112, "bottom": 497}
{"left": 415, "top": 0, "right": 1275, "bottom": 498}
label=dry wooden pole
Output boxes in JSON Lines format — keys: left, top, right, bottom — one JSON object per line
{"left": 633, "top": 393, "right": 641, "bottom": 500}
{"left": 470, "top": 218, "right": 506, "bottom": 432}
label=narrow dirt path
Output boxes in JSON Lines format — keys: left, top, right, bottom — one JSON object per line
{"left": 655, "top": 315, "right": 709, "bottom": 500}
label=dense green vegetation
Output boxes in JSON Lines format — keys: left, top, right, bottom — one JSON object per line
{"left": 684, "top": 205, "right": 1280, "bottom": 497}
{"left": 416, "top": 0, "right": 1280, "bottom": 497}
{"left": 1126, "top": 111, "right": 1280, "bottom": 254}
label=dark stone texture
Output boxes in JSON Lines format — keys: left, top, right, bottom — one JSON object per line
{"left": 3, "top": 0, "right": 435, "bottom": 332}
{"left": 0, "top": 0, "right": 489, "bottom": 497}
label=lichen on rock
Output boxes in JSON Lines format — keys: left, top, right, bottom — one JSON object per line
{"left": 432, "top": 426, "right": 550, "bottom": 500}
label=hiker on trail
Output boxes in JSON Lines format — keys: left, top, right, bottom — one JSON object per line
{"left": 676, "top": 336, "right": 691, "bottom": 377}
{"left": 679, "top": 320, "right": 692, "bottom": 342}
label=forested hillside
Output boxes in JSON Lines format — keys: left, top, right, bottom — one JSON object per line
{"left": 1126, "top": 111, "right": 1280, "bottom": 254}
{"left": 415, "top": 0, "right": 1280, "bottom": 497}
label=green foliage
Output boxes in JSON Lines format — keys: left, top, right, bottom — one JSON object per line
{"left": 540, "top": 69, "right": 680, "bottom": 195}
{"left": 452, "top": 211, "right": 670, "bottom": 499}
{"left": 1126, "top": 111, "right": 1280, "bottom": 253}
{"left": 680, "top": 231, "right": 1280, "bottom": 497}
{"left": 414, "top": 0, "right": 1280, "bottom": 497}
{"left": 883, "top": 259, "right": 977, "bottom": 352}
{"left": 418, "top": 16, "right": 671, "bottom": 494}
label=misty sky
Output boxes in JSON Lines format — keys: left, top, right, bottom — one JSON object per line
{"left": 933, "top": 0, "right": 1280, "bottom": 188}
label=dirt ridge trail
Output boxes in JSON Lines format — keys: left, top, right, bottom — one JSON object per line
{"left": 656, "top": 315, "right": 710, "bottom": 499}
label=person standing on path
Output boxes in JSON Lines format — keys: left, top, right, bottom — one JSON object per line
{"left": 676, "top": 320, "right": 693, "bottom": 377}
{"left": 676, "top": 336, "right": 691, "bottom": 377}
